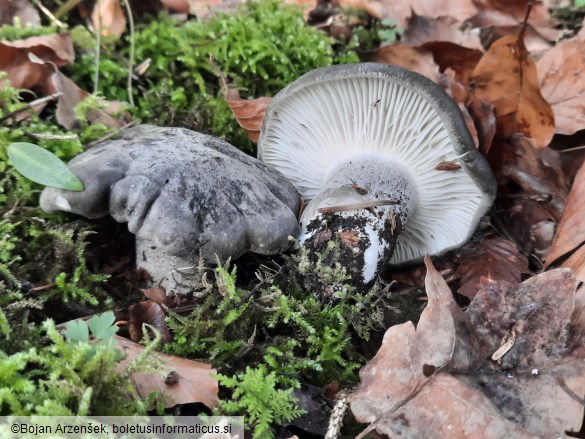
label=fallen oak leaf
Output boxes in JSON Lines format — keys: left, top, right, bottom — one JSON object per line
{"left": 128, "top": 300, "right": 172, "bottom": 343}
{"left": 224, "top": 88, "right": 272, "bottom": 143}
{"left": 0, "top": 33, "right": 75, "bottom": 90}
{"left": 470, "top": 7, "right": 555, "bottom": 148}
{"left": 115, "top": 335, "right": 219, "bottom": 409}
{"left": 538, "top": 35, "right": 585, "bottom": 136}
{"left": 454, "top": 235, "right": 529, "bottom": 298}
{"left": 546, "top": 160, "right": 585, "bottom": 266}
{"left": 213, "top": 56, "right": 271, "bottom": 143}
{"left": 350, "top": 259, "right": 585, "bottom": 438}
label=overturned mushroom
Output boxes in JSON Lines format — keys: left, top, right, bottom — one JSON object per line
{"left": 40, "top": 125, "right": 300, "bottom": 293}
{"left": 259, "top": 63, "right": 496, "bottom": 286}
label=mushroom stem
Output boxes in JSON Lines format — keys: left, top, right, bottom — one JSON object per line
{"left": 299, "top": 154, "right": 418, "bottom": 285}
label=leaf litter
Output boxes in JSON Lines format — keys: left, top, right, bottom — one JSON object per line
{"left": 7, "top": 0, "right": 585, "bottom": 435}
{"left": 349, "top": 257, "right": 585, "bottom": 438}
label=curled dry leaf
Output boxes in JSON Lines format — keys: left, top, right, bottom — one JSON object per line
{"left": 115, "top": 336, "right": 219, "bottom": 409}
{"left": 546, "top": 161, "right": 585, "bottom": 266}
{"left": 470, "top": 0, "right": 559, "bottom": 44}
{"left": 402, "top": 15, "right": 482, "bottom": 50}
{"left": 478, "top": 24, "right": 553, "bottom": 54}
{"left": 470, "top": 29, "right": 555, "bottom": 148}
{"left": 454, "top": 236, "right": 529, "bottom": 298}
{"left": 350, "top": 258, "right": 585, "bottom": 438}
{"left": 224, "top": 88, "right": 271, "bottom": 143}
{"left": 501, "top": 136, "right": 567, "bottom": 220}
{"left": 538, "top": 36, "right": 585, "bottom": 136}
{"left": 421, "top": 42, "right": 483, "bottom": 87}
{"left": 363, "top": 43, "right": 441, "bottom": 83}
{"left": 562, "top": 245, "right": 585, "bottom": 284}
{"left": 20, "top": 52, "right": 87, "bottom": 129}
{"left": 0, "top": 33, "right": 75, "bottom": 89}
{"left": 128, "top": 300, "right": 172, "bottom": 343}
{"left": 467, "top": 91, "right": 496, "bottom": 155}
{"left": 92, "top": 0, "right": 127, "bottom": 38}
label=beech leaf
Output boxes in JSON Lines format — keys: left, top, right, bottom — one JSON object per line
{"left": 7, "top": 142, "right": 83, "bottom": 191}
{"left": 471, "top": 30, "right": 555, "bottom": 148}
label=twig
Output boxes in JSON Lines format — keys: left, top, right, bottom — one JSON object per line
{"left": 84, "top": 120, "right": 136, "bottom": 149}
{"left": 558, "top": 145, "right": 585, "bottom": 154}
{"left": 121, "top": 0, "right": 135, "bottom": 107}
{"left": 318, "top": 199, "right": 399, "bottom": 214}
{"left": 325, "top": 389, "right": 351, "bottom": 439}
{"left": 24, "top": 132, "right": 78, "bottom": 141}
{"left": 33, "top": 0, "right": 66, "bottom": 28}
{"left": 94, "top": 1, "right": 102, "bottom": 94}
{"left": 55, "top": 0, "right": 82, "bottom": 19}
{"left": 0, "top": 92, "right": 62, "bottom": 123}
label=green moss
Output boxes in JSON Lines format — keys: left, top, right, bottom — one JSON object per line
{"left": 0, "top": 21, "right": 58, "bottom": 41}
{"left": 66, "top": 0, "right": 359, "bottom": 151}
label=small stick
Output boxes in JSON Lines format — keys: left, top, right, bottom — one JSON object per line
{"left": 0, "top": 92, "right": 62, "bottom": 123}
{"left": 318, "top": 199, "right": 399, "bottom": 214}
{"left": 24, "top": 132, "right": 78, "bottom": 141}
{"left": 84, "top": 120, "right": 136, "bottom": 149}
{"left": 33, "top": 0, "right": 67, "bottom": 28}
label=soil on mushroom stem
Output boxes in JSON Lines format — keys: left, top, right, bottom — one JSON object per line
{"left": 303, "top": 211, "right": 402, "bottom": 295}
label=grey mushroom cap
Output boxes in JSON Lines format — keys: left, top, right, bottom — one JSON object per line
{"left": 41, "top": 125, "right": 301, "bottom": 291}
{"left": 259, "top": 63, "right": 496, "bottom": 267}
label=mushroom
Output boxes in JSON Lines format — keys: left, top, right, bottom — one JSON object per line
{"left": 258, "top": 63, "right": 496, "bottom": 286}
{"left": 40, "top": 125, "right": 301, "bottom": 293}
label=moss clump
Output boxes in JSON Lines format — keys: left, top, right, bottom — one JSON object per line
{"left": 67, "top": 0, "right": 359, "bottom": 151}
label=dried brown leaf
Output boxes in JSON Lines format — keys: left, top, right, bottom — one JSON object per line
{"left": 0, "top": 0, "right": 40, "bottom": 27}
{"left": 92, "top": 0, "right": 127, "bottom": 38}
{"left": 562, "top": 244, "right": 585, "bottom": 284}
{"left": 336, "top": 0, "right": 476, "bottom": 28}
{"left": 141, "top": 286, "right": 170, "bottom": 307}
{"left": 547, "top": 162, "right": 585, "bottom": 265}
{"left": 160, "top": 0, "right": 192, "bottom": 13}
{"left": 128, "top": 300, "right": 172, "bottom": 343}
{"left": 467, "top": 91, "right": 496, "bottom": 154}
{"left": 402, "top": 15, "right": 482, "bottom": 50}
{"left": 364, "top": 43, "right": 441, "bottom": 83}
{"left": 224, "top": 88, "right": 271, "bottom": 143}
{"left": 350, "top": 260, "right": 585, "bottom": 438}
{"left": 0, "top": 33, "right": 75, "bottom": 89}
{"left": 538, "top": 36, "right": 585, "bottom": 136}
{"left": 454, "top": 236, "right": 528, "bottom": 298}
{"left": 421, "top": 42, "right": 483, "bottom": 87}
{"left": 471, "top": 31, "right": 555, "bottom": 148}
{"left": 115, "top": 336, "right": 219, "bottom": 409}
{"left": 470, "top": 0, "right": 559, "bottom": 45}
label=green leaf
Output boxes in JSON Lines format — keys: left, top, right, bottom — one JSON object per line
{"left": 88, "top": 311, "right": 118, "bottom": 340}
{"left": 7, "top": 142, "right": 84, "bottom": 191}
{"left": 64, "top": 320, "right": 89, "bottom": 343}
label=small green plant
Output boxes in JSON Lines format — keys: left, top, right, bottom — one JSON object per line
{"left": 7, "top": 142, "right": 84, "bottom": 191}
{"left": 67, "top": 0, "right": 359, "bottom": 152}
{"left": 64, "top": 311, "right": 123, "bottom": 360}
{"left": 217, "top": 365, "right": 305, "bottom": 439}
{"left": 378, "top": 18, "right": 403, "bottom": 43}
{"left": 0, "top": 317, "right": 147, "bottom": 416}
{"left": 48, "top": 227, "right": 109, "bottom": 306}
